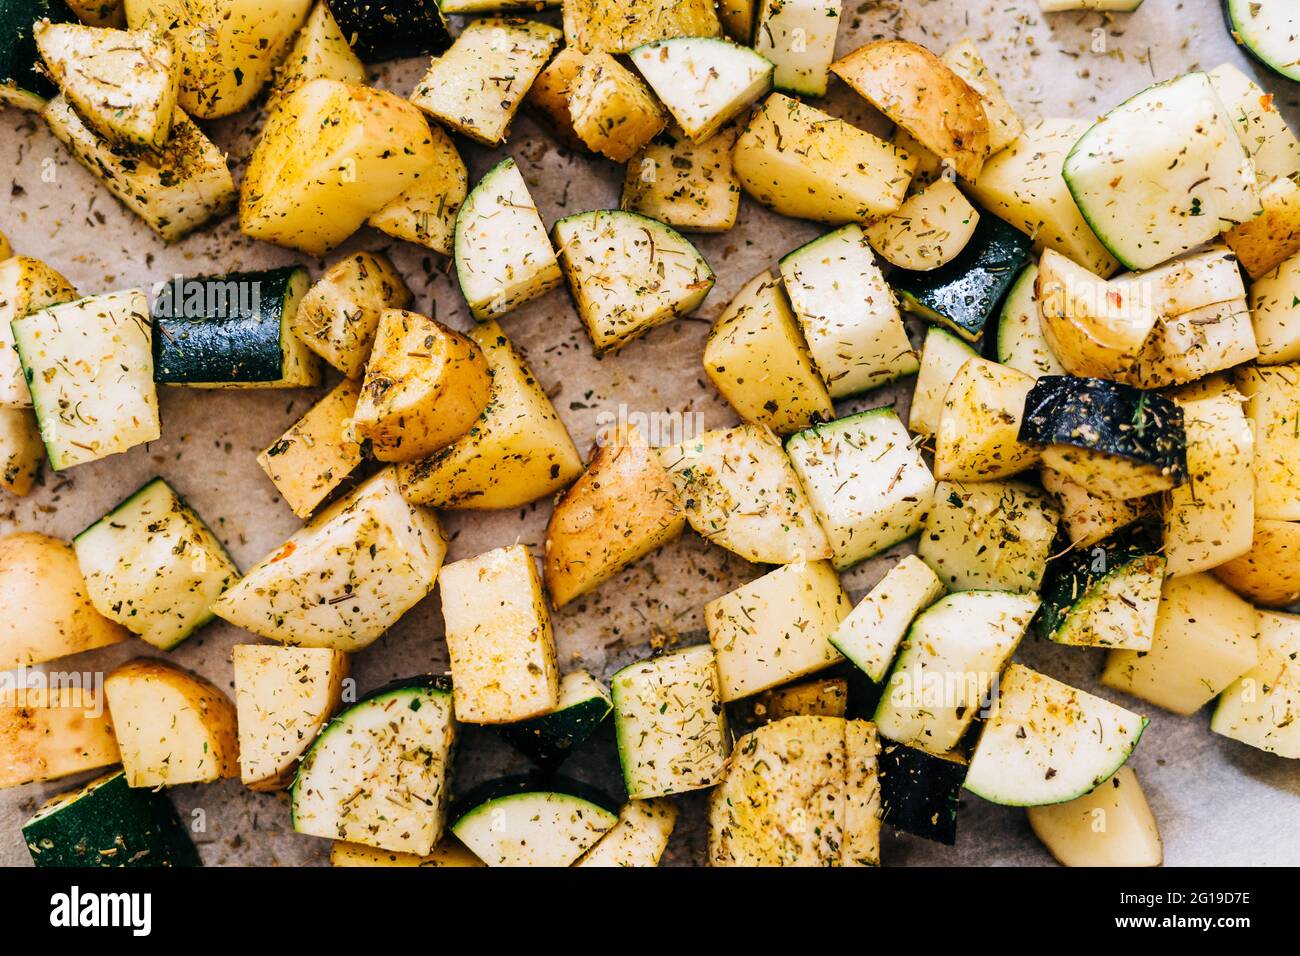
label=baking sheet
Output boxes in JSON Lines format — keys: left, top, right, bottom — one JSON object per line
{"left": 2, "top": 0, "right": 1298, "bottom": 867}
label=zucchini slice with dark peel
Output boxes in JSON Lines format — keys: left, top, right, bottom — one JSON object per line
{"left": 499, "top": 671, "right": 612, "bottom": 771}
{"left": 1223, "top": 0, "right": 1300, "bottom": 83}
{"left": 893, "top": 213, "right": 1033, "bottom": 343}
{"left": 1019, "top": 376, "right": 1188, "bottom": 499}
{"left": 0, "top": 0, "right": 71, "bottom": 111}
{"left": 152, "top": 267, "right": 320, "bottom": 388}
{"left": 1036, "top": 526, "right": 1165, "bottom": 650}
{"left": 450, "top": 775, "right": 618, "bottom": 867}
{"left": 878, "top": 741, "right": 966, "bottom": 846}
{"left": 324, "top": 0, "right": 451, "bottom": 62}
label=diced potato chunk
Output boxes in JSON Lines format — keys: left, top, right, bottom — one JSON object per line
{"left": 367, "top": 125, "right": 467, "bottom": 256}
{"left": 568, "top": 50, "right": 666, "bottom": 162}
{"left": 258, "top": 379, "right": 365, "bottom": 518}
{"left": 562, "top": 0, "right": 720, "bottom": 53}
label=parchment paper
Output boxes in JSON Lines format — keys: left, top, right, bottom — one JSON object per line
{"left": 1, "top": 0, "right": 1297, "bottom": 867}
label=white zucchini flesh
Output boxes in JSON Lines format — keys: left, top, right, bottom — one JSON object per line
{"left": 454, "top": 157, "right": 562, "bottom": 320}
{"left": 1049, "top": 554, "right": 1165, "bottom": 651}
{"left": 918, "top": 480, "right": 1060, "bottom": 593}
{"left": 43, "top": 95, "right": 235, "bottom": 242}
{"left": 73, "top": 478, "right": 239, "bottom": 650}
{"left": 996, "top": 263, "right": 1066, "bottom": 379}
{"left": 439, "top": 544, "right": 560, "bottom": 724}
{"left": 0, "top": 255, "right": 78, "bottom": 408}
{"left": 864, "top": 178, "right": 980, "bottom": 271}
{"left": 211, "top": 468, "right": 446, "bottom": 650}
{"left": 1162, "top": 390, "right": 1254, "bottom": 577}
{"left": 909, "top": 325, "right": 979, "bottom": 436}
{"left": 35, "top": 21, "right": 178, "bottom": 149}
{"left": 610, "top": 645, "right": 730, "bottom": 799}
{"left": 830, "top": 554, "right": 945, "bottom": 683}
{"left": 751, "top": 0, "right": 841, "bottom": 96}
{"left": 779, "top": 224, "right": 918, "bottom": 398}
{"left": 1225, "top": 0, "right": 1300, "bottom": 83}
{"left": 1207, "top": 62, "right": 1300, "bottom": 182}
{"left": 873, "top": 590, "right": 1038, "bottom": 757}
{"left": 1211, "top": 609, "right": 1300, "bottom": 758}
{"left": 658, "top": 423, "right": 831, "bottom": 565}
{"left": 705, "top": 559, "right": 849, "bottom": 702}
{"left": 967, "top": 118, "right": 1118, "bottom": 277}
{"left": 232, "top": 644, "right": 348, "bottom": 791}
{"left": 11, "top": 289, "right": 160, "bottom": 470}
{"left": 292, "top": 681, "right": 456, "bottom": 856}
{"left": 701, "top": 269, "right": 834, "bottom": 435}
{"left": 785, "top": 408, "right": 936, "bottom": 570}
{"left": 1102, "top": 573, "right": 1259, "bottom": 716}
{"left": 1062, "top": 72, "right": 1260, "bottom": 271}
{"left": 410, "top": 18, "right": 561, "bottom": 147}
{"left": 553, "top": 210, "right": 715, "bottom": 354}
{"left": 1027, "top": 767, "right": 1162, "bottom": 867}
{"left": 733, "top": 93, "right": 916, "bottom": 225}
{"left": 629, "top": 38, "right": 772, "bottom": 143}
{"left": 934, "top": 357, "right": 1039, "bottom": 482}
{"left": 452, "top": 788, "right": 617, "bottom": 867}
{"left": 966, "top": 664, "right": 1148, "bottom": 807}
{"left": 574, "top": 799, "right": 678, "bottom": 867}
{"left": 1238, "top": 366, "right": 1300, "bottom": 521}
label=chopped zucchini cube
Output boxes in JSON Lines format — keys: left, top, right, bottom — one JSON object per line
{"left": 830, "top": 554, "right": 945, "bottom": 683}
{"left": 918, "top": 479, "right": 1059, "bottom": 592}
{"left": 752, "top": 0, "right": 839, "bottom": 96}
{"left": 873, "top": 589, "right": 1037, "bottom": 755}
{"left": 702, "top": 269, "right": 833, "bottom": 435}
{"left": 966, "top": 663, "right": 1147, "bottom": 806}
{"left": 73, "top": 477, "right": 239, "bottom": 651}
{"left": 499, "top": 670, "right": 612, "bottom": 770}
{"left": 352, "top": 309, "right": 492, "bottom": 462}
{"left": 12, "top": 289, "right": 160, "bottom": 470}
{"left": 705, "top": 559, "right": 849, "bottom": 702}
{"left": 908, "top": 325, "right": 978, "bottom": 438}
{"left": 1208, "top": 62, "right": 1300, "bottom": 183}
{"left": 213, "top": 468, "right": 446, "bottom": 650}
{"left": 0, "top": 255, "right": 78, "bottom": 407}
{"left": 734, "top": 93, "right": 916, "bottom": 225}
{"left": 258, "top": 379, "right": 366, "bottom": 519}
{"left": 554, "top": 209, "right": 714, "bottom": 354}
{"left": 450, "top": 776, "right": 618, "bottom": 867}
{"left": 23, "top": 770, "right": 200, "bottom": 867}
{"left": 994, "top": 262, "right": 1066, "bottom": 379}
{"left": 659, "top": 422, "right": 831, "bottom": 565}
{"left": 786, "top": 408, "right": 935, "bottom": 570}
{"left": 330, "top": 839, "right": 482, "bottom": 867}
{"left": 292, "top": 677, "right": 455, "bottom": 856}
{"left": 454, "top": 157, "right": 563, "bottom": 321}
{"left": 396, "top": 321, "right": 583, "bottom": 509}
{"left": 1102, "top": 574, "right": 1259, "bottom": 716}
{"left": 410, "top": 18, "right": 560, "bottom": 147}
{"left": 0, "top": 0, "right": 67, "bottom": 111}
{"left": 629, "top": 37, "right": 772, "bottom": 143}
{"left": 780, "top": 224, "right": 918, "bottom": 398}
{"left": 293, "top": 252, "right": 412, "bottom": 378}
{"left": 152, "top": 267, "right": 321, "bottom": 388}
{"left": 611, "top": 645, "right": 729, "bottom": 798}
{"left": 439, "top": 544, "right": 561, "bottom": 724}
{"left": 323, "top": 0, "right": 451, "bottom": 62}
{"left": 877, "top": 742, "right": 966, "bottom": 845}
{"left": 1224, "top": 175, "right": 1300, "bottom": 278}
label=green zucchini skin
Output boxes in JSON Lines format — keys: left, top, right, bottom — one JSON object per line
{"left": 448, "top": 773, "right": 620, "bottom": 824}
{"left": 878, "top": 742, "right": 965, "bottom": 846}
{"left": 892, "top": 214, "right": 1034, "bottom": 342}
{"left": 0, "top": 0, "right": 72, "bottom": 102}
{"left": 23, "top": 771, "right": 200, "bottom": 868}
{"left": 324, "top": 0, "right": 452, "bottom": 62}
{"left": 152, "top": 267, "right": 301, "bottom": 384}
{"left": 1035, "top": 525, "right": 1160, "bottom": 641}
{"left": 499, "top": 698, "right": 612, "bottom": 772}
{"left": 1018, "top": 376, "right": 1188, "bottom": 481}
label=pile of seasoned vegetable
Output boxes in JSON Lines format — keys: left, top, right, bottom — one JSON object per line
{"left": 0, "top": 0, "right": 1298, "bottom": 869}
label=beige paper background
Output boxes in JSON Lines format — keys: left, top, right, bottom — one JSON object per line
{"left": 1, "top": 0, "right": 1297, "bottom": 866}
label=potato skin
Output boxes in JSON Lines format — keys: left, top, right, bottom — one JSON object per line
{"left": 1213, "top": 519, "right": 1300, "bottom": 606}
{"left": 832, "top": 39, "right": 989, "bottom": 181}
{"left": 544, "top": 425, "right": 685, "bottom": 607}
{"left": 0, "top": 532, "right": 129, "bottom": 671}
